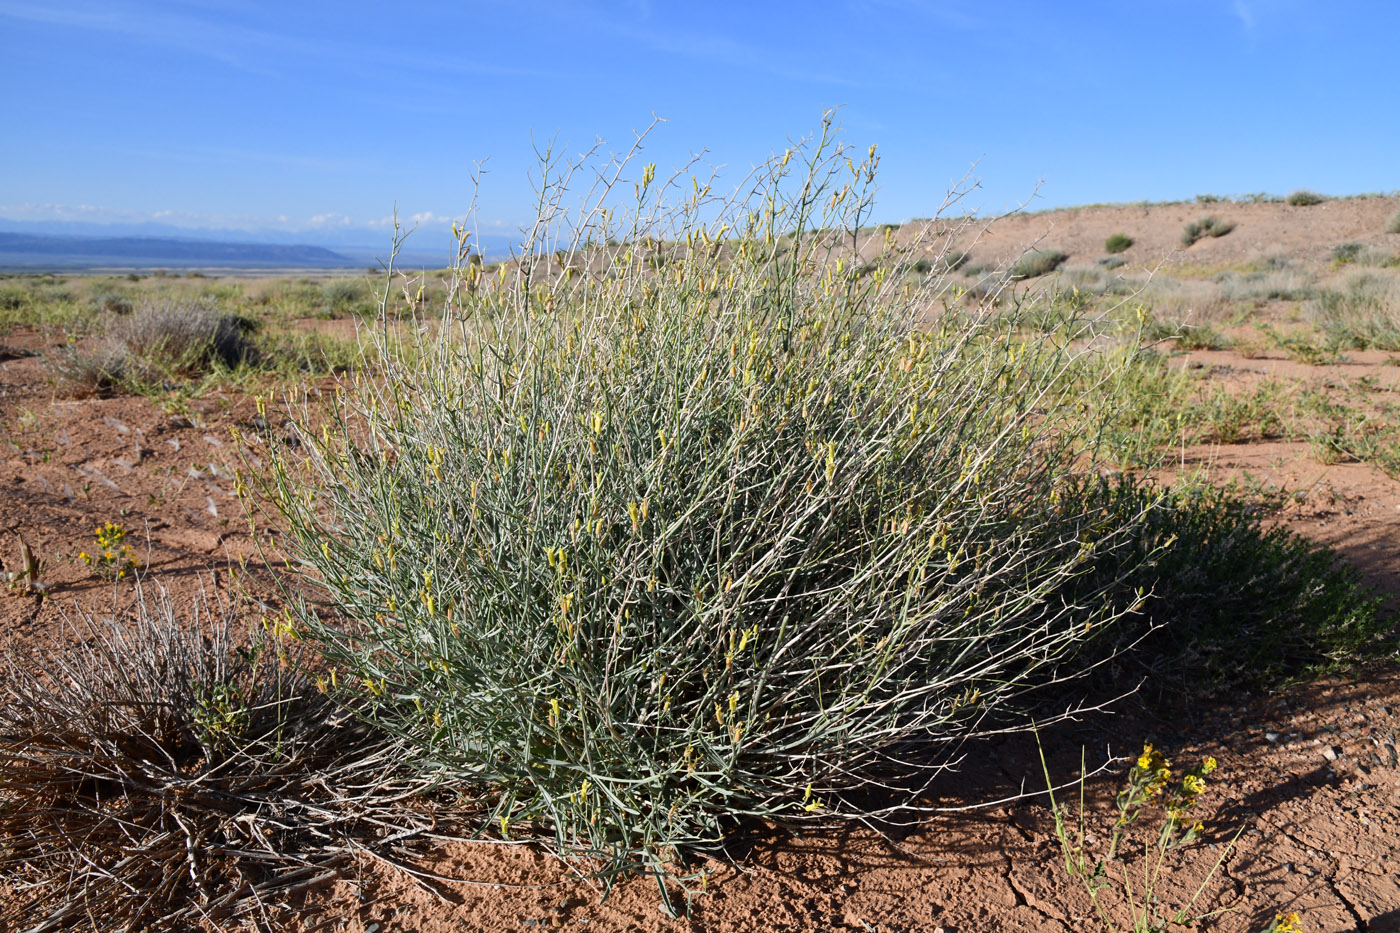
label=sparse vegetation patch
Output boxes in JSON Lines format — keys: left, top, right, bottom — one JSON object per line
{"left": 1010, "top": 248, "right": 1068, "bottom": 278}
{"left": 1286, "top": 189, "right": 1327, "bottom": 206}
{"left": 1181, "top": 216, "right": 1235, "bottom": 246}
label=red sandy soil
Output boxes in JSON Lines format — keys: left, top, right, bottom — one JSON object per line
{"left": 4, "top": 195, "right": 1400, "bottom": 931}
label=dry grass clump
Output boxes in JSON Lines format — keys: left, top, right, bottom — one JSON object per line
{"left": 1305, "top": 272, "right": 1400, "bottom": 350}
{"left": 1009, "top": 248, "right": 1069, "bottom": 278}
{"left": 0, "top": 589, "right": 442, "bottom": 932}
{"left": 1181, "top": 216, "right": 1235, "bottom": 246}
{"left": 111, "top": 298, "right": 258, "bottom": 376}
{"left": 47, "top": 298, "right": 258, "bottom": 395}
{"left": 44, "top": 342, "right": 130, "bottom": 398}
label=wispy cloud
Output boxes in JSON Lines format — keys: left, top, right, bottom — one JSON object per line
{"left": 0, "top": 201, "right": 463, "bottom": 235}
{"left": 0, "top": 0, "right": 558, "bottom": 82}
{"left": 1233, "top": 0, "right": 1255, "bottom": 30}
{"left": 598, "top": 22, "right": 872, "bottom": 89}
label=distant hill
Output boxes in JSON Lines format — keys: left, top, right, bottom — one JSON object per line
{"left": 0, "top": 232, "right": 358, "bottom": 270}
{"left": 0, "top": 219, "right": 520, "bottom": 265}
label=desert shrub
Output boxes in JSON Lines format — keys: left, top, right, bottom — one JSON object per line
{"left": 47, "top": 298, "right": 260, "bottom": 392}
{"left": 911, "top": 247, "right": 967, "bottom": 276}
{"left": 1331, "top": 242, "right": 1365, "bottom": 265}
{"left": 1009, "top": 248, "right": 1068, "bottom": 278}
{"left": 1097, "top": 255, "right": 1126, "bottom": 270}
{"left": 263, "top": 123, "right": 1176, "bottom": 892}
{"left": 267, "top": 278, "right": 324, "bottom": 316}
{"left": 0, "top": 589, "right": 437, "bottom": 932}
{"left": 45, "top": 342, "right": 128, "bottom": 397}
{"left": 1195, "top": 193, "right": 1223, "bottom": 204}
{"left": 0, "top": 283, "right": 30, "bottom": 312}
{"left": 1215, "top": 265, "right": 1316, "bottom": 303}
{"left": 1181, "top": 216, "right": 1235, "bottom": 246}
{"left": 263, "top": 120, "right": 1390, "bottom": 898}
{"left": 321, "top": 277, "right": 376, "bottom": 317}
{"left": 86, "top": 277, "right": 135, "bottom": 315}
{"left": 1387, "top": 211, "right": 1400, "bottom": 235}
{"left": 1286, "top": 189, "right": 1327, "bottom": 206}
{"left": 112, "top": 298, "right": 258, "bottom": 377}
{"left": 1305, "top": 274, "right": 1400, "bottom": 350}
{"left": 1068, "top": 478, "right": 1387, "bottom": 691}
{"left": 1104, "top": 233, "right": 1134, "bottom": 254}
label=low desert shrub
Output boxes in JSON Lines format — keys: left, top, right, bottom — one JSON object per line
{"left": 0, "top": 589, "right": 437, "bottom": 931}
{"left": 1010, "top": 248, "right": 1068, "bottom": 278}
{"left": 1181, "top": 216, "right": 1235, "bottom": 246}
{"left": 87, "top": 278, "right": 135, "bottom": 315}
{"left": 261, "top": 117, "right": 1391, "bottom": 897}
{"left": 1286, "top": 189, "right": 1327, "bottom": 206}
{"left": 45, "top": 341, "right": 129, "bottom": 397}
{"left": 1387, "top": 211, "right": 1400, "bottom": 235}
{"left": 1305, "top": 273, "right": 1400, "bottom": 350}
{"left": 112, "top": 298, "right": 258, "bottom": 377}
{"left": 48, "top": 299, "right": 260, "bottom": 393}
{"left": 263, "top": 121, "right": 1168, "bottom": 893}
{"left": 1331, "top": 242, "right": 1364, "bottom": 265}
{"left": 321, "top": 277, "right": 376, "bottom": 317}
{"left": 1104, "top": 233, "right": 1133, "bottom": 254}
{"left": 1067, "top": 477, "right": 1387, "bottom": 690}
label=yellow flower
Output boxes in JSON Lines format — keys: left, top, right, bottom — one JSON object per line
{"left": 1183, "top": 773, "right": 1206, "bottom": 795}
{"left": 1274, "top": 911, "right": 1301, "bottom": 933}
{"left": 1202, "top": 756, "right": 1218, "bottom": 774}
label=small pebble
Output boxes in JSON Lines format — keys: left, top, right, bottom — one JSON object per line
{"left": 1266, "top": 732, "right": 1281, "bottom": 744}
{"left": 1323, "top": 746, "right": 1339, "bottom": 762}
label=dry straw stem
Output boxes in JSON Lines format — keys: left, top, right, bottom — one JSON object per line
{"left": 0, "top": 586, "right": 449, "bottom": 932}
{"left": 260, "top": 111, "right": 1166, "bottom": 898}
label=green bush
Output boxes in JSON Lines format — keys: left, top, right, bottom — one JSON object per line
{"left": 320, "top": 277, "right": 376, "bottom": 317}
{"left": 264, "top": 124, "right": 1167, "bottom": 891}
{"left": 1181, "top": 216, "right": 1235, "bottom": 246}
{"left": 1286, "top": 189, "right": 1327, "bottom": 206}
{"left": 1009, "top": 248, "right": 1068, "bottom": 278}
{"left": 261, "top": 120, "right": 1391, "bottom": 897}
{"left": 1104, "top": 234, "right": 1134, "bottom": 254}
{"left": 1071, "top": 478, "right": 1388, "bottom": 691}
{"left": 1331, "top": 242, "right": 1365, "bottom": 264}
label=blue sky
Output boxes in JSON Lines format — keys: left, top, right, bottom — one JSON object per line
{"left": 1, "top": 0, "right": 1396, "bottom": 249}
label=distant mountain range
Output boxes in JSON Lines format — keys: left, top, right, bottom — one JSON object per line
{"left": 0, "top": 231, "right": 359, "bottom": 269}
{"left": 0, "top": 219, "right": 520, "bottom": 270}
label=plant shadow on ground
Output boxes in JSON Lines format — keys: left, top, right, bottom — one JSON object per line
{"left": 696, "top": 662, "right": 1400, "bottom": 932}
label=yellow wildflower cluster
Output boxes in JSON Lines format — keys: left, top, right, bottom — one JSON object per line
{"left": 1115, "top": 743, "right": 1219, "bottom": 851}
{"left": 80, "top": 521, "right": 136, "bottom": 582}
